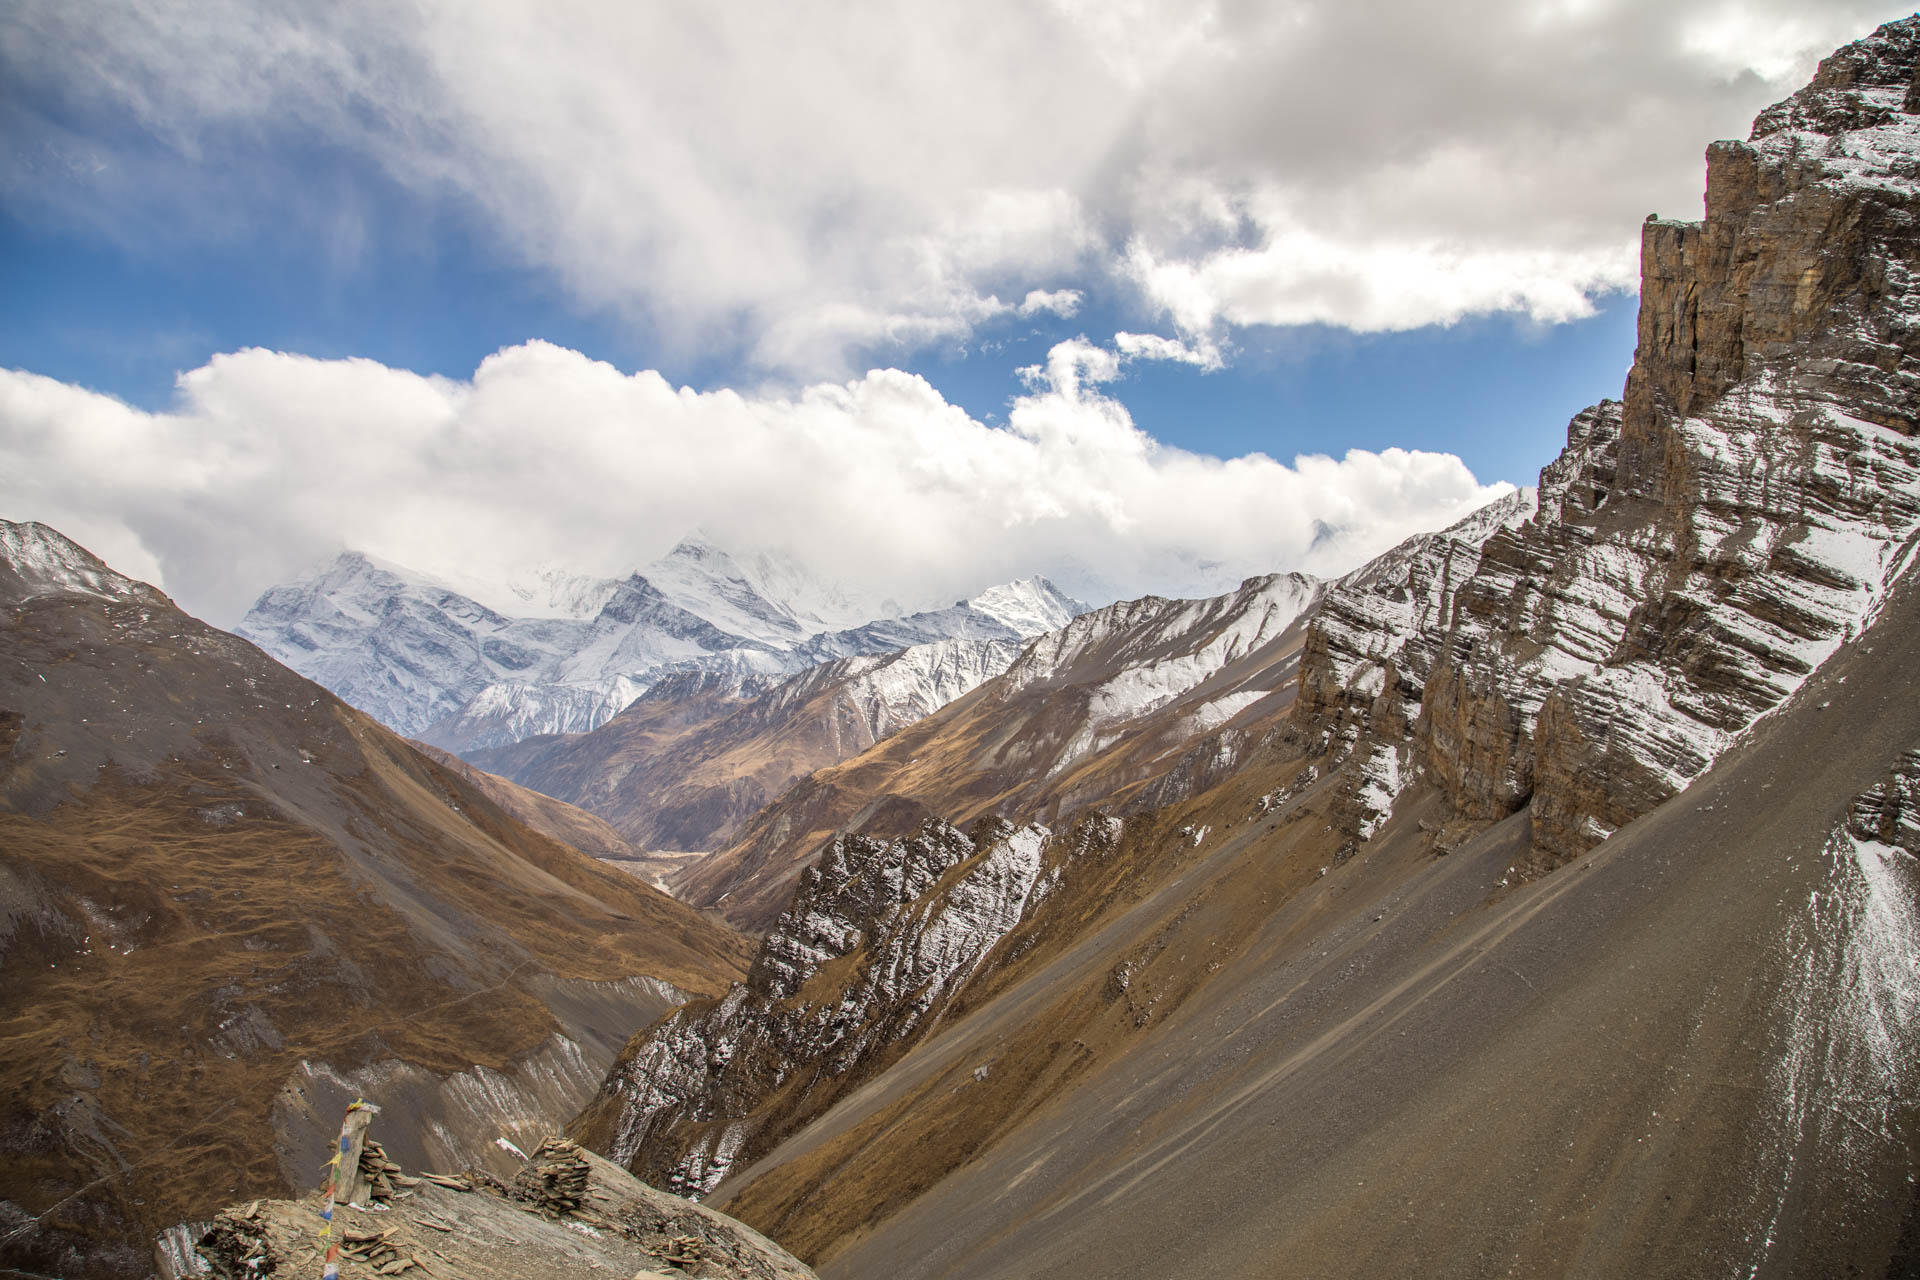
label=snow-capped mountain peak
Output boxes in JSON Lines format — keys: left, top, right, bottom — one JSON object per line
{"left": 237, "top": 532, "right": 1095, "bottom": 754}
{"left": 638, "top": 535, "right": 821, "bottom": 646}
{"left": 964, "top": 576, "right": 1085, "bottom": 637}
{"left": 468, "top": 565, "right": 621, "bottom": 620}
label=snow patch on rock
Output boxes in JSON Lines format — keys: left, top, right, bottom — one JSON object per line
{"left": 588, "top": 817, "right": 1117, "bottom": 1199}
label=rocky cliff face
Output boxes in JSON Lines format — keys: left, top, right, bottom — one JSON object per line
{"left": 1293, "top": 21, "right": 1920, "bottom": 870}
{"left": 1292, "top": 486, "right": 1539, "bottom": 849}
{"left": 572, "top": 816, "right": 1119, "bottom": 1197}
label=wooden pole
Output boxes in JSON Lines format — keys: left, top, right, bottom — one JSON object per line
{"left": 319, "top": 1099, "right": 380, "bottom": 1280}
{"left": 339, "top": 1102, "right": 379, "bottom": 1207}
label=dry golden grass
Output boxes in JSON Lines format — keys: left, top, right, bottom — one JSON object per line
{"left": 0, "top": 590, "right": 750, "bottom": 1278}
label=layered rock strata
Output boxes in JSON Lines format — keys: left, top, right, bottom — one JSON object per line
{"left": 1298, "top": 21, "right": 1920, "bottom": 866}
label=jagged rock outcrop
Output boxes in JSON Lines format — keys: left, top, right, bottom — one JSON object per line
{"left": 184, "top": 1136, "right": 814, "bottom": 1279}
{"left": 573, "top": 816, "right": 1121, "bottom": 1197}
{"left": 1293, "top": 20, "right": 1920, "bottom": 867}
{"left": 1292, "top": 487, "right": 1540, "bottom": 847}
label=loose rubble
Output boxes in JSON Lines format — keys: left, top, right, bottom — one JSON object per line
{"left": 186, "top": 1136, "right": 814, "bottom": 1280}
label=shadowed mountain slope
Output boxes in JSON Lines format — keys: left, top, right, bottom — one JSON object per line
{"left": 0, "top": 521, "right": 750, "bottom": 1279}
{"left": 407, "top": 739, "right": 643, "bottom": 862}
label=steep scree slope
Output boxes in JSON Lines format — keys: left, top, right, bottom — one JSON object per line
{"left": 577, "top": 24, "right": 1920, "bottom": 1279}
{"left": 724, "top": 549, "right": 1920, "bottom": 1280}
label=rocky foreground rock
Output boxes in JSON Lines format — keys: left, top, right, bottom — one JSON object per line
{"left": 186, "top": 1137, "right": 814, "bottom": 1280}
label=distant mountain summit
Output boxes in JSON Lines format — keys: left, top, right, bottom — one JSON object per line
{"left": 237, "top": 535, "right": 1088, "bottom": 753}
{"left": 641, "top": 530, "right": 872, "bottom": 642}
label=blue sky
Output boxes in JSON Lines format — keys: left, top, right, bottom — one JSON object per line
{"left": 911, "top": 295, "right": 1641, "bottom": 486}
{"left": 1, "top": 1, "right": 1908, "bottom": 621}
{"left": 3, "top": 196, "right": 1635, "bottom": 486}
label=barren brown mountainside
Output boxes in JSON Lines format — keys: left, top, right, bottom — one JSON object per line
{"left": 0, "top": 521, "right": 751, "bottom": 1280}
{"left": 406, "top": 738, "right": 701, "bottom": 888}
{"left": 407, "top": 739, "right": 643, "bottom": 862}
{"left": 577, "top": 22, "right": 1920, "bottom": 1280}
{"left": 466, "top": 633, "right": 1041, "bottom": 875}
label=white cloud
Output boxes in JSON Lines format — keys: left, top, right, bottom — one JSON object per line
{"left": 1113, "top": 330, "right": 1221, "bottom": 370}
{"left": 1126, "top": 231, "right": 1633, "bottom": 336}
{"left": 0, "top": 343, "right": 1510, "bottom": 625}
{"left": 1018, "top": 289, "right": 1084, "bottom": 319}
{"left": 5, "top": 0, "right": 1909, "bottom": 371}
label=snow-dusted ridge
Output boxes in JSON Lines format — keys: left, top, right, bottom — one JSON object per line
{"left": 0, "top": 520, "right": 157, "bottom": 605}
{"left": 577, "top": 816, "right": 1111, "bottom": 1199}
{"left": 1289, "top": 21, "right": 1920, "bottom": 866}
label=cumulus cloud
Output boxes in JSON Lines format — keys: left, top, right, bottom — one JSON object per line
{"left": 4, "top": 0, "right": 1908, "bottom": 372}
{"left": 1018, "top": 289, "right": 1085, "bottom": 319}
{"left": 0, "top": 343, "right": 1510, "bottom": 625}
{"left": 1113, "top": 330, "right": 1221, "bottom": 370}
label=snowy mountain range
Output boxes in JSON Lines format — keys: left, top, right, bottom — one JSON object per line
{"left": 236, "top": 534, "right": 1087, "bottom": 753}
